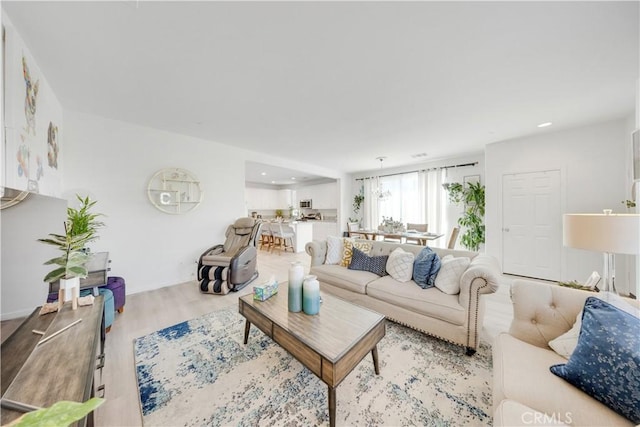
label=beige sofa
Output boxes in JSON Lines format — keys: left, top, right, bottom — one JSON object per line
{"left": 305, "top": 239, "right": 501, "bottom": 355}
{"left": 493, "top": 279, "right": 635, "bottom": 426}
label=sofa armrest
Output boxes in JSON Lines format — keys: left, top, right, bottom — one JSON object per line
{"left": 459, "top": 254, "right": 501, "bottom": 299}
{"left": 305, "top": 240, "right": 327, "bottom": 267}
{"left": 508, "top": 280, "right": 593, "bottom": 349}
{"left": 229, "top": 246, "right": 257, "bottom": 284}
{"left": 457, "top": 254, "right": 501, "bottom": 352}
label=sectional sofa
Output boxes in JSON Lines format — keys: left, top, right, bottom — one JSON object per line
{"left": 305, "top": 238, "right": 501, "bottom": 354}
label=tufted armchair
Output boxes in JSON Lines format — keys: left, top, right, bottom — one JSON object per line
{"left": 197, "top": 217, "right": 263, "bottom": 294}
{"left": 493, "top": 279, "right": 638, "bottom": 426}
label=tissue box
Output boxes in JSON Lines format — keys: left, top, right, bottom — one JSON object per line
{"left": 253, "top": 280, "right": 278, "bottom": 301}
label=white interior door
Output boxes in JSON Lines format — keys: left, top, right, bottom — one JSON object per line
{"left": 502, "top": 170, "right": 561, "bottom": 280}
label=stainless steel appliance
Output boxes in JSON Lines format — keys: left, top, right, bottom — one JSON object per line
{"left": 300, "top": 199, "right": 312, "bottom": 209}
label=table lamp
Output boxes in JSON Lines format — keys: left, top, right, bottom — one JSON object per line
{"left": 563, "top": 210, "right": 640, "bottom": 293}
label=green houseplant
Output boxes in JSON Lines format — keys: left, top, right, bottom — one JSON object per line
{"left": 349, "top": 188, "right": 365, "bottom": 224}
{"left": 38, "top": 195, "right": 105, "bottom": 283}
{"left": 67, "top": 195, "right": 105, "bottom": 249}
{"left": 446, "top": 181, "right": 485, "bottom": 251}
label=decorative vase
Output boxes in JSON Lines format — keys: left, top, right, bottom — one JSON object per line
{"left": 288, "top": 262, "right": 304, "bottom": 312}
{"left": 59, "top": 277, "right": 80, "bottom": 310}
{"left": 302, "top": 275, "right": 320, "bottom": 315}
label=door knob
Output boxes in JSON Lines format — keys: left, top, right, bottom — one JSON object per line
{"left": 504, "top": 228, "right": 510, "bottom": 232}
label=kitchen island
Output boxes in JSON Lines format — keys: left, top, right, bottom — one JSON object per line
{"left": 283, "top": 221, "right": 314, "bottom": 253}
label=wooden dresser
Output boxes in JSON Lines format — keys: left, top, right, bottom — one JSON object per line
{"left": 1, "top": 297, "right": 105, "bottom": 425}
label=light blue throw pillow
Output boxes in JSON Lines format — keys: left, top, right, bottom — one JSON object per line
{"left": 550, "top": 297, "right": 640, "bottom": 424}
{"left": 412, "top": 247, "right": 441, "bottom": 289}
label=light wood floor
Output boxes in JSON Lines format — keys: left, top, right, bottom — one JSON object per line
{"left": 2, "top": 248, "right": 516, "bottom": 426}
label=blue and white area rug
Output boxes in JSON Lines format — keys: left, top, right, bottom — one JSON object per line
{"left": 134, "top": 309, "right": 492, "bottom": 426}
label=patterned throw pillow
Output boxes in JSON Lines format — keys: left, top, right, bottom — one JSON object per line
{"left": 340, "top": 239, "right": 373, "bottom": 267}
{"left": 412, "top": 247, "right": 441, "bottom": 289}
{"left": 348, "top": 247, "right": 388, "bottom": 276}
{"left": 385, "top": 248, "right": 415, "bottom": 283}
{"left": 325, "top": 236, "right": 343, "bottom": 265}
{"left": 550, "top": 297, "right": 640, "bottom": 424}
{"left": 434, "top": 256, "right": 470, "bottom": 294}
{"left": 549, "top": 292, "right": 640, "bottom": 359}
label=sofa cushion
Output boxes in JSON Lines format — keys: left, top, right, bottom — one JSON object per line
{"left": 412, "top": 247, "right": 441, "bottom": 289}
{"left": 434, "top": 256, "right": 470, "bottom": 294}
{"left": 340, "top": 239, "right": 373, "bottom": 267}
{"left": 386, "top": 247, "right": 415, "bottom": 282}
{"left": 550, "top": 297, "right": 640, "bottom": 424}
{"left": 366, "top": 276, "right": 465, "bottom": 325}
{"left": 493, "top": 333, "right": 633, "bottom": 427}
{"left": 310, "top": 264, "right": 378, "bottom": 294}
{"left": 494, "top": 400, "right": 569, "bottom": 426}
{"left": 548, "top": 292, "right": 640, "bottom": 359}
{"left": 348, "top": 247, "right": 388, "bottom": 276}
{"left": 325, "top": 235, "right": 343, "bottom": 265}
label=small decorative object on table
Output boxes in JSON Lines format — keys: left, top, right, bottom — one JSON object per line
{"left": 302, "top": 275, "right": 320, "bottom": 315}
{"left": 253, "top": 276, "right": 278, "bottom": 301}
{"left": 288, "top": 262, "right": 304, "bottom": 312}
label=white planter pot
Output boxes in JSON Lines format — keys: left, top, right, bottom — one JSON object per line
{"left": 60, "top": 277, "right": 80, "bottom": 309}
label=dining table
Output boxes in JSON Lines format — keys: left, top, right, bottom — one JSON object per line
{"left": 353, "top": 230, "right": 444, "bottom": 245}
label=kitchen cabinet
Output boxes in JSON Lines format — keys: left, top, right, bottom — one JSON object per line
{"left": 277, "top": 189, "right": 292, "bottom": 208}
{"left": 296, "top": 182, "right": 337, "bottom": 209}
{"left": 246, "top": 187, "right": 291, "bottom": 210}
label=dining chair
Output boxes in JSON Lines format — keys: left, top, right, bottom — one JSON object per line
{"left": 347, "top": 222, "right": 367, "bottom": 239}
{"left": 272, "top": 223, "right": 295, "bottom": 254}
{"left": 378, "top": 225, "right": 402, "bottom": 243}
{"left": 259, "top": 221, "right": 273, "bottom": 251}
{"left": 447, "top": 226, "right": 460, "bottom": 249}
{"left": 405, "top": 223, "right": 428, "bottom": 245}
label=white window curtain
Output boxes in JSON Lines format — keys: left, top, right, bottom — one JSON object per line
{"left": 378, "top": 172, "right": 421, "bottom": 224}
{"left": 421, "top": 169, "right": 447, "bottom": 243}
{"left": 360, "top": 169, "right": 446, "bottom": 238}
{"left": 362, "top": 178, "right": 378, "bottom": 230}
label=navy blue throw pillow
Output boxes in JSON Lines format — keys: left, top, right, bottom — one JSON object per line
{"left": 412, "top": 247, "right": 441, "bottom": 289}
{"left": 550, "top": 297, "right": 640, "bottom": 424}
{"left": 348, "top": 247, "right": 388, "bottom": 276}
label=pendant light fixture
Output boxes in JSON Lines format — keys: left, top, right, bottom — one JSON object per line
{"left": 372, "top": 157, "right": 392, "bottom": 201}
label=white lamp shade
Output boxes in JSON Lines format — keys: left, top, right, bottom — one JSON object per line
{"left": 563, "top": 213, "right": 640, "bottom": 255}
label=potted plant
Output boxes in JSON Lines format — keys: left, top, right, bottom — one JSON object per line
{"left": 66, "top": 195, "right": 105, "bottom": 251}
{"left": 445, "top": 181, "right": 485, "bottom": 251}
{"left": 349, "top": 188, "right": 365, "bottom": 225}
{"left": 38, "top": 195, "right": 105, "bottom": 308}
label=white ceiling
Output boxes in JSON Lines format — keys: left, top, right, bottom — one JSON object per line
{"left": 245, "top": 161, "right": 328, "bottom": 186}
{"left": 3, "top": 1, "right": 638, "bottom": 176}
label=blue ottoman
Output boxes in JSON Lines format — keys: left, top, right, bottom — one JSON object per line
{"left": 99, "top": 288, "right": 115, "bottom": 332}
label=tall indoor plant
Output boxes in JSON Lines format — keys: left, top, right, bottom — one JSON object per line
{"left": 446, "top": 181, "right": 485, "bottom": 251}
{"left": 38, "top": 195, "right": 104, "bottom": 307}
{"left": 66, "top": 195, "right": 105, "bottom": 250}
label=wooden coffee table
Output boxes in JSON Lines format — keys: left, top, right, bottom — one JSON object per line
{"left": 239, "top": 282, "right": 385, "bottom": 427}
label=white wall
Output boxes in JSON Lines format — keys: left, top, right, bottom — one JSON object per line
{"left": 485, "top": 117, "right": 634, "bottom": 294}
{"left": 61, "top": 111, "right": 344, "bottom": 297}
{"left": 1, "top": 193, "right": 67, "bottom": 319}
{"left": 2, "top": 15, "right": 64, "bottom": 197}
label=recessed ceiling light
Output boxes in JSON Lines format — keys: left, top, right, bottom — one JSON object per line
{"left": 271, "top": 181, "right": 275, "bottom": 184}
{"left": 537, "top": 122, "right": 552, "bottom": 128}
{"left": 261, "top": 172, "right": 267, "bottom": 176}
{"left": 291, "top": 177, "right": 296, "bottom": 180}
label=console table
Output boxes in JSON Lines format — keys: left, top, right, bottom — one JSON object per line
{"left": 1, "top": 297, "right": 105, "bottom": 426}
